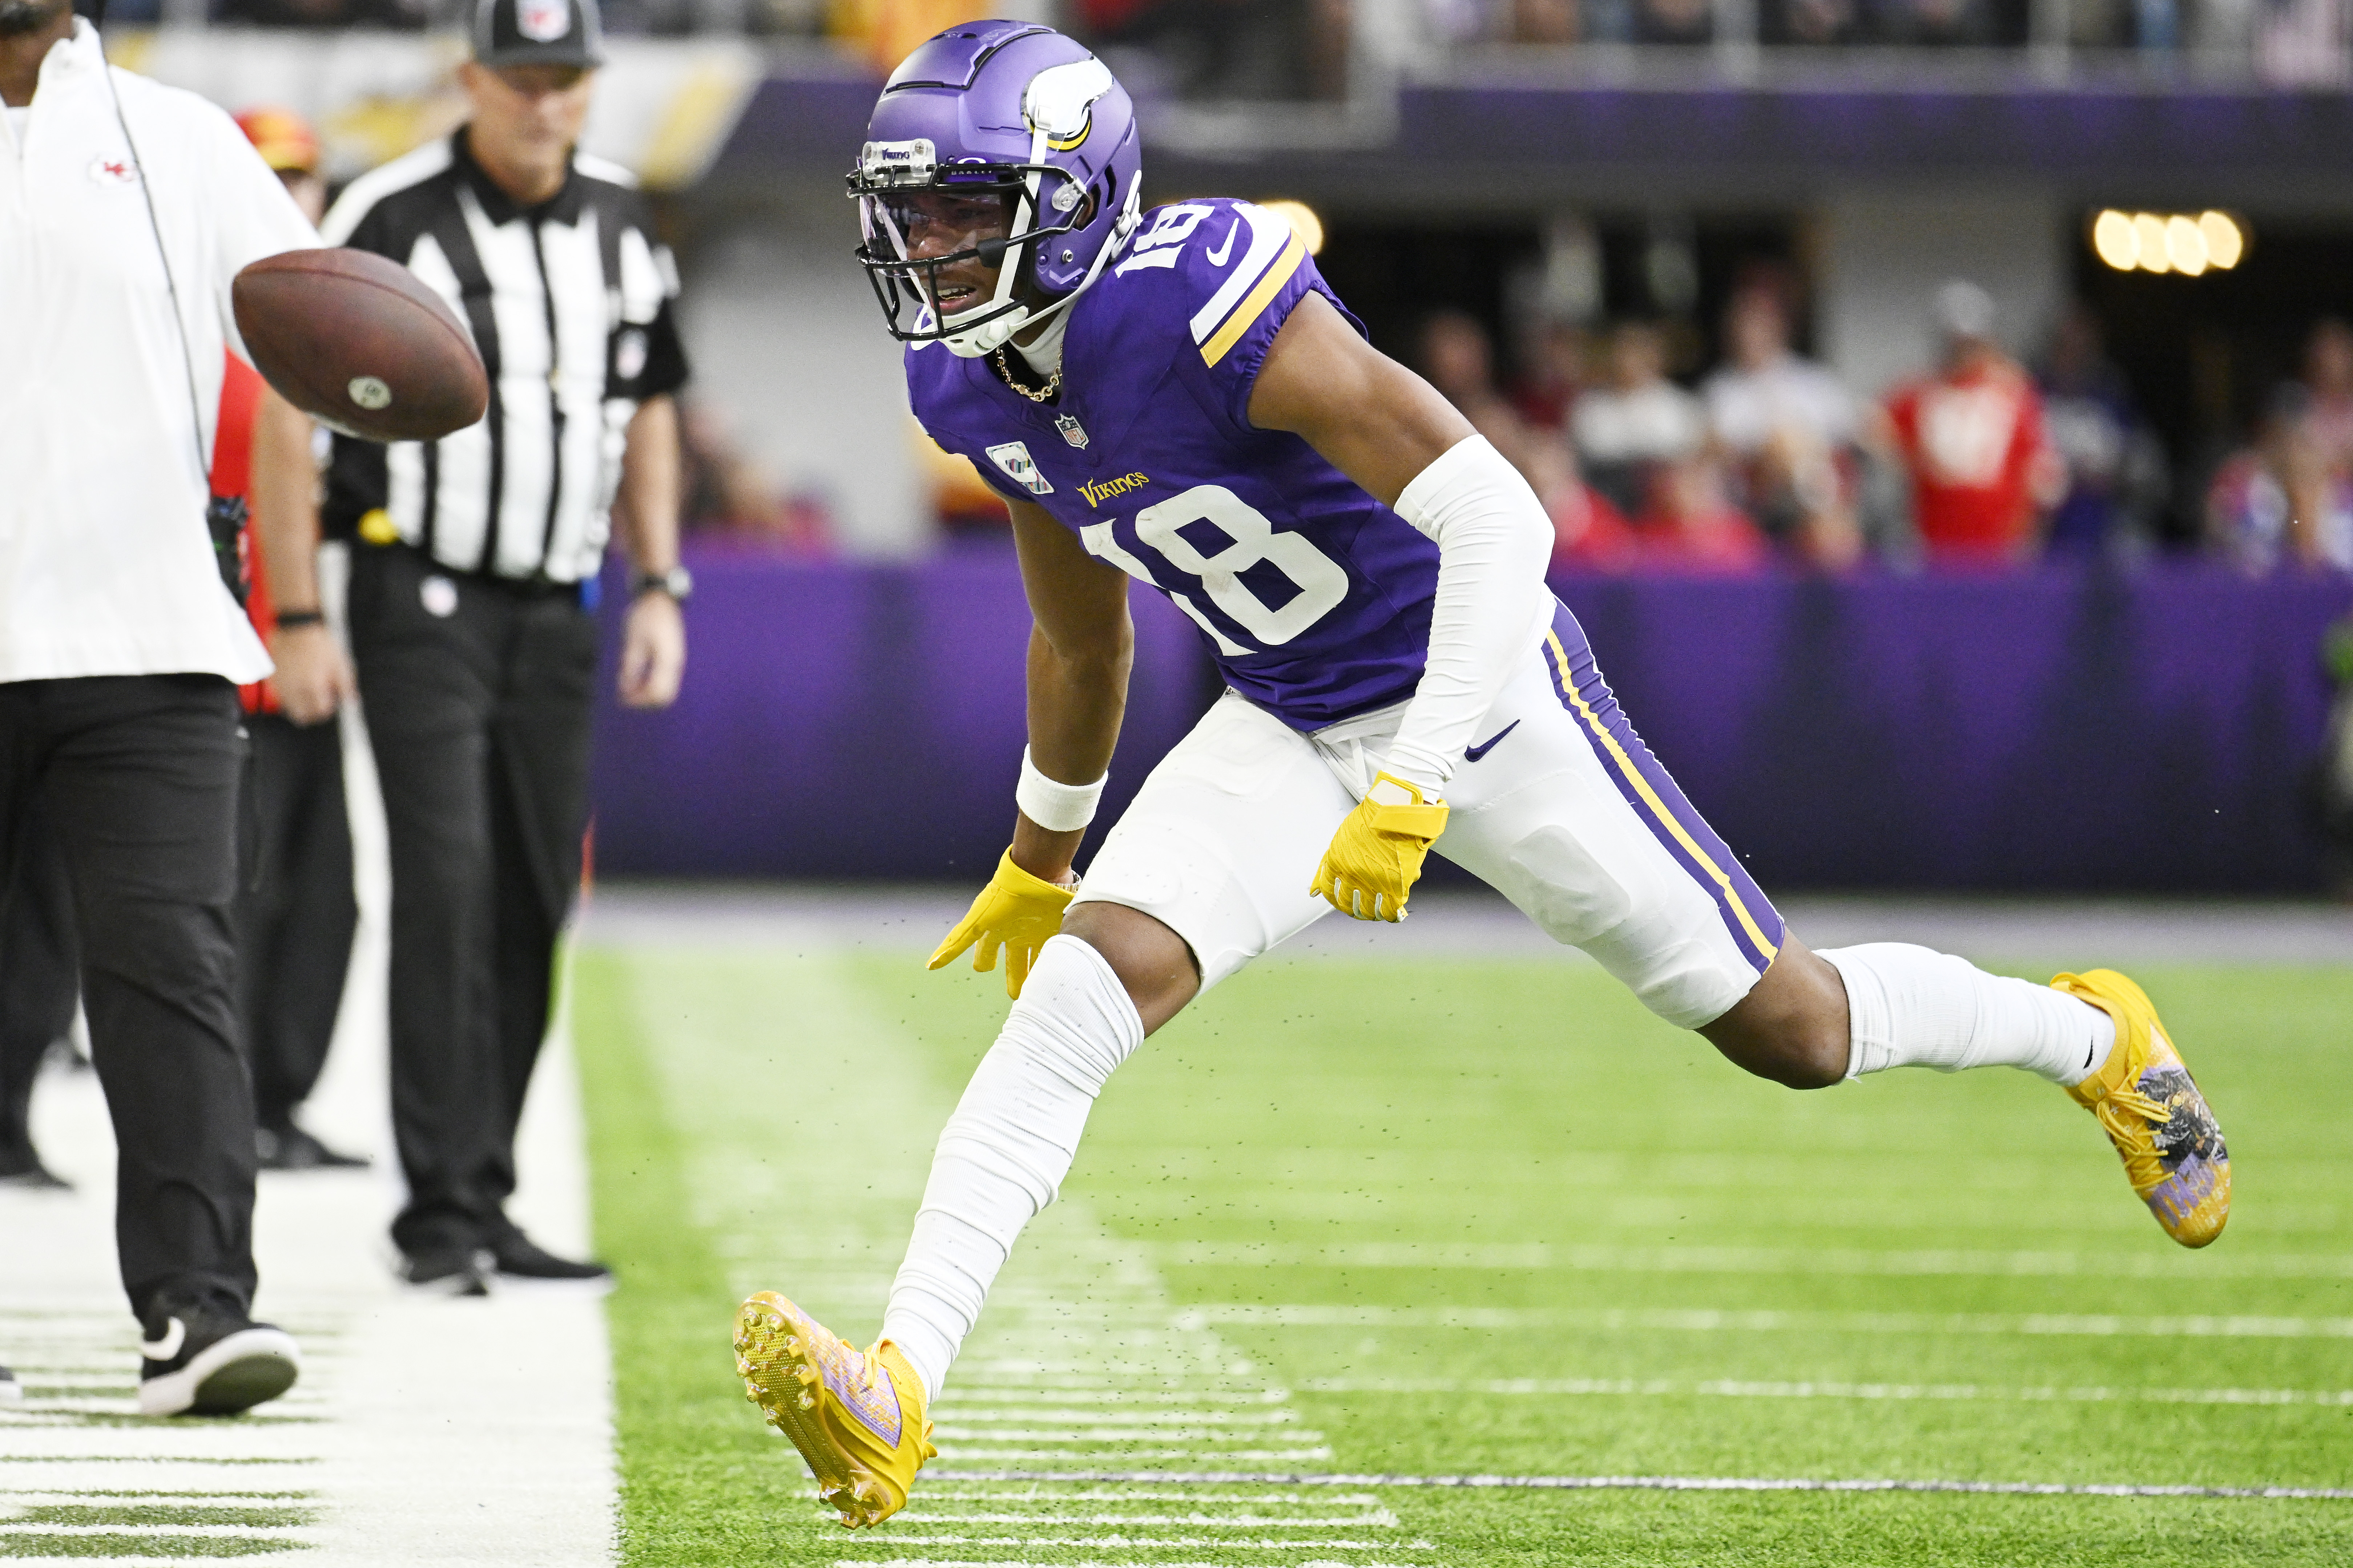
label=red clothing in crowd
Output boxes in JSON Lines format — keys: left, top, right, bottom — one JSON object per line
{"left": 1883, "top": 360, "right": 2054, "bottom": 561}
{"left": 211, "top": 352, "right": 280, "bottom": 715}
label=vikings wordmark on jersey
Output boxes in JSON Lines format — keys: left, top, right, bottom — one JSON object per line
{"left": 911, "top": 198, "right": 1443, "bottom": 731}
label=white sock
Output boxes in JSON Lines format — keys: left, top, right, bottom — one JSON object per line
{"left": 880, "top": 934, "right": 1144, "bottom": 1403}
{"left": 1819, "top": 943, "right": 2115, "bottom": 1086}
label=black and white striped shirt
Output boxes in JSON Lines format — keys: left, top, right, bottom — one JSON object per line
{"left": 320, "top": 128, "right": 688, "bottom": 584}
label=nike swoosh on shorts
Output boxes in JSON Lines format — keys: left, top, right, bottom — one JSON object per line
{"left": 1464, "top": 720, "right": 1520, "bottom": 763}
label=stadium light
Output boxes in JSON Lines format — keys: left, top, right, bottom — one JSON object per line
{"left": 2091, "top": 209, "right": 2248, "bottom": 275}
{"left": 2092, "top": 210, "right": 2139, "bottom": 271}
{"left": 2200, "top": 210, "right": 2245, "bottom": 269}
{"left": 1261, "top": 199, "right": 1325, "bottom": 255}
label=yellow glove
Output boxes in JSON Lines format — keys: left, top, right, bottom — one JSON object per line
{"left": 1310, "top": 771, "right": 1449, "bottom": 922}
{"left": 927, "top": 848, "right": 1077, "bottom": 998}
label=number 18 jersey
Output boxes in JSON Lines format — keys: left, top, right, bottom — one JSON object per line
{"left": 906, "top": 198, "right": 1440, "bottom": 731}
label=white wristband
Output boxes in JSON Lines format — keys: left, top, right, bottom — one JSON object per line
{"left": 1016, "top": 747, "right": 1108, "bottom": 832}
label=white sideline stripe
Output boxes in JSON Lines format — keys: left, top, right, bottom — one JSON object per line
{"left": 836, "top": 1561, "right": 1437, "bottom": 1568}
{"left": 938, "top": 1470, "right": 2353, "bottom": 1501}
{"left": 919, "top": 1488, "right": 1385, "bottom": 1504}
{"left": 1152, "top": 1240, "right": 2353, "bottom": 1280}
{"left": 900, "top": 1514, "right": 1401, "bottom": 1527}
{"left": 1300, "top": 1377, "right": 2353, "bottom": 1407}
{"left": 1176, "top": 1305, "right": 2353, "bottom": 1338}
{"left": 876, "top": 1537, "right": 1434, "bottom": 1551}
{"left": 0, "top": 1523, "right": 310, "bottom": 1537}
{"left": 934, "top": 1409, "right": 1300, "bottom": 1424}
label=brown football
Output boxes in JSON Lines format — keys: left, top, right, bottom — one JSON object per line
{"left": 233, "top": 248, "right": 487, "bottom": 443}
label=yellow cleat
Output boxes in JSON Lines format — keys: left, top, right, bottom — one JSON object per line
{"left": 733, "top": 1292, "right": 936, "bottom": 1528}
{"left": 2053, "top": 969, "right": 2231, "bottom": 1248}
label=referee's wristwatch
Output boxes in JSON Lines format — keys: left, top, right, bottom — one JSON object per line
{"left": 631, "top": 565, "right": 693, "bottom": 603}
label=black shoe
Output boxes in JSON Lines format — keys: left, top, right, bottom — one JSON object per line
{"left": 396, "top": 1246, "right": 493, "bottom": 1296}
{"left": 136, "top": 1299, "right": 301, "bottom": 1417}
{"left": 0, "top": 1364, "right": 21, "bottom": 1403}
{"left": 255, "top": 1123, "right": 370, "bottom": 1172}
{"left": 488, "top": 1227, "right": 612, "bottom": 1288}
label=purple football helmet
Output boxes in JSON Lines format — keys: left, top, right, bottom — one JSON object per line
{"left": 847, "top": 21, "right": 1143, "bottom": 358}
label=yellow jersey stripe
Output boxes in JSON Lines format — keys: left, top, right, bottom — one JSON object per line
{"left": 1546, "top": 631, "right": 1780, "bottom": 963}
{"left": 1199, "top": 233, "right": 1306, "bottom": 368}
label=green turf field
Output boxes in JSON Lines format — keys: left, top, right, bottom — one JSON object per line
{"left": 572, "top": 939, "right": 2353, "bottom": 1567}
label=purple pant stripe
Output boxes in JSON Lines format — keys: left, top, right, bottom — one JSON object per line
{"left": 1542, "top": 603, "right": 1783, "bottom": 974}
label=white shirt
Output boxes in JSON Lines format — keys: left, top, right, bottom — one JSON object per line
{"left": 1572, "top": 380, "right": 1707, "bottom": 467}
{"left": 0, "top": 21, "right": 318, "bottom": 684}
{"left": 1703, "top": 352, "right": 1858, "bottom": 457}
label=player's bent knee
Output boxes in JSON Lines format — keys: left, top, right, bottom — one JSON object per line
{"left": 1059, "top": 902, "right": 1201, "bottom": 1036}
{"left": 1698, "top": 942, "right": 1852, "bottom": 1090}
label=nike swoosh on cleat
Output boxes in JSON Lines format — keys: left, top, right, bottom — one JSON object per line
{"left": 1464, "top": 721, "right": 1520, "bottom": 763}
{"left": 139, "top": 1317, "right": 185, "bottom": 1362}
{"left": 1206, "top": 219, "right": 1239, "bottom": 267}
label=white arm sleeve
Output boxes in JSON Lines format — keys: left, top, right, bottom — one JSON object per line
{"left": 1381, "top": 436, "right": 1557, "bottom": 795}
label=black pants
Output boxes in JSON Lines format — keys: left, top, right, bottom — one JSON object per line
{"left": 234, "top": 713, "right": 357, "bottom": 1130}
{"left": 0, "top": 816, "right": 78, "bottom": 1174}
{"left": 0, "top": 675, "right": 257, "bottom": 1317}
{"left": 347, "top": 543, "right": 597, "bottom": 1256}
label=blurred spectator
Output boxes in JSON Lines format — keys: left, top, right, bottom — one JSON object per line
{"left": 1870, "top": 0, "right": 2000, "bottom": 43}
{"left": 1507, "top": 317, "right": 1588, "bottom": 432}
{"left": 2035, "top": 302, "right": 2168, "bottom": 557}
{"left": 1418, "top": 309, "right": 1623, "bottom": 565}
{"left": 1877, "top": 280, "right": 2062, "bottom": 565}
{"left": 1634, "top": 0, "right": 1713, "bottom": 41}
{"left": 1076, "top": 0, "right": 1345, "bottom": 101}
{"left": 680, "top": 399, "right": 832, "bottom": 552}
{"left": 1572, "top": 319, "right": 1705, "bottom": 519}
{"left": 1765, "top": 0, "right": 1860, "bottom": 42}
{"left": 1509, "top": 0, "right": 1580, "bottom": 41}
{"left": 2276, "top": 319, "right": 2353, "bottom": 562}
{"left": 1632, "top": 454, "right": 1773, "bottom": 572}
{"left": 1703, "top": 277, "right": 1864, "bottom": 567}
{"left": 2208, "top": 325, "right": 2353, "bottom": 573}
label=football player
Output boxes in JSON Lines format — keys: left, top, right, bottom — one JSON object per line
{"left": 734, "top": 21, "right": 2230, "bottom": 1529}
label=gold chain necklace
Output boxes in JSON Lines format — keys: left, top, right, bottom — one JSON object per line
{"left": 992, "top": 345, "right": 1061, "bottom": 403}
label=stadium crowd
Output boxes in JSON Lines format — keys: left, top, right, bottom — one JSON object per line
{"left": 1403, "top": 274, "right": 2353, "bottom": 576}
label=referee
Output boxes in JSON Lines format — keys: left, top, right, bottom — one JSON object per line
{"left": 269, "top": 0, "right": 688, "bottom": 1292}
{"left": 1, "top": 0, "right": 314, "bottom": 1411}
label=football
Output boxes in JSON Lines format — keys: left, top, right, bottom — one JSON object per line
{"left": 232, "top": 248, "right": 487, "bottom": 443}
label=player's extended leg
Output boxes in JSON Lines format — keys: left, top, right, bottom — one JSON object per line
{"left": 1437, "top": 602, "right": 2228, "bottom": 1246}
{"left": 738, "top": 694, "right": 1343, "bottom": 1526}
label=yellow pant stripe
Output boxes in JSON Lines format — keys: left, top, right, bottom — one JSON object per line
{"left": 1545, "top": 630, "right": 1780, "bottom": 964}
{"left": 1200, "top": 233, "right": 1308, "bottom": 368}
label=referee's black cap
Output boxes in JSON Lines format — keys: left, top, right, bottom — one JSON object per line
{"left": 472, "top": 0, "right": 605, "bottom": 69}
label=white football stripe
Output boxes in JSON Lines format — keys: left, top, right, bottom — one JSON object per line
{"left": 1299, "top": 1377, "right": 2353, "bottom": 1407}
{"left": 1152, "top": 1239, "right": 2353, "bottom": 1280}
{"left": 922, "top": 1470, "right": 2353, "bottom": 1501}
{"left": 1173, "top": 1304, "right": 2353, "bottom": 1338}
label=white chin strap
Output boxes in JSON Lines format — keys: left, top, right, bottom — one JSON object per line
{"left": 940, "top": 168, "right": 1142, "bottom": 360}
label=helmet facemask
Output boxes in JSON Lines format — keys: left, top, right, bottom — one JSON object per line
{"left": 851, "top": 141, "right": 1096, "bottom": 358}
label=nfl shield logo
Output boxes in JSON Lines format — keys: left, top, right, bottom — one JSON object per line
{"left": 518, "top": 0, "right": 572, "bottom": 41}
{"left": 1054, "top": 412, "right": 1089, "bottom": 450}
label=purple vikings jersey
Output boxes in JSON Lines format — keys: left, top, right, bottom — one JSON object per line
{"left": 907, "top": 198, "right": 1440, "bottom": 730}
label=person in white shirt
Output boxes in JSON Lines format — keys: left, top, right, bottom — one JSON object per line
{"left": 0, "top": 0, "right": 321, "bottom": 1417}
{"left": 1571, "top": 320, "right": 1707, "bottom": 517}
{"left": 1702, "top": 280, "right": 1865, "bottom": 565}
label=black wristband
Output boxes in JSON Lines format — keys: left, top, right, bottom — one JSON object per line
{"left": 274, "top": 609, "right": 326, "bottom": 630}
